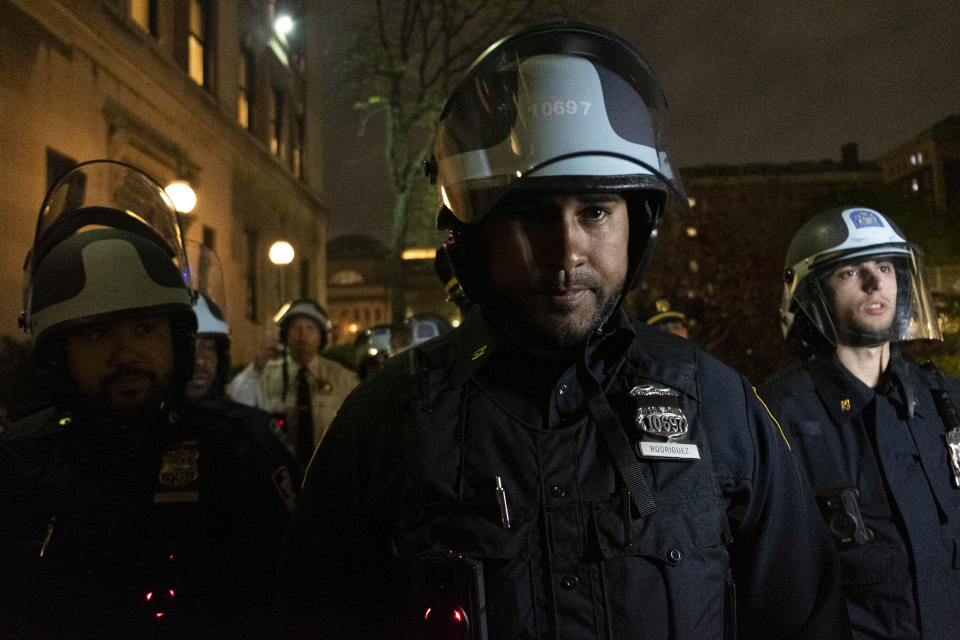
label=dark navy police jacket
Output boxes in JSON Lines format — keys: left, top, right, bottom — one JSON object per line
{"left": 0, "top": 398, "right": 295, "bottom": 638}
{"left": 277, "top": 308, "right": 848, "bottom": 639}
{"left": 760, "top": 351, "right": 960, "bottom": 639}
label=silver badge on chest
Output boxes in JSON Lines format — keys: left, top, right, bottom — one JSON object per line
{"left": 629, "top": 384, "right": 700, "bottom": 461}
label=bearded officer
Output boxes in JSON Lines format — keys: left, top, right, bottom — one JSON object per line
{"left": 276, "top": 23, "right": 848, "bottom": 640}
{"left": 0, "top": 161, "right": 293, "bottom": 638}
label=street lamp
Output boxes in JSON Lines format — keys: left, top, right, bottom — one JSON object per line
{"left": 164, "top": 181, "right": 197, "bottom": 213}
{"left": 269, "top": 240, "right": 295, "bottom": 265}
{"left": 269, "top": 240, "right": 295, "bottom": 305}
{"left": 274, "top": 14, "right": 294, "bottom": 38}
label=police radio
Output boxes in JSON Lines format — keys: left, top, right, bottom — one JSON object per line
{"left": 816, "top": 488, "right": 873, "bottom": 546}
{"left": 410, "top": 552, "right": 488, "bottom": 640}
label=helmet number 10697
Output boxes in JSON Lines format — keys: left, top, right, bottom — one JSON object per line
{"left": 528, "top": 101, "right": 592, "bottom": 117}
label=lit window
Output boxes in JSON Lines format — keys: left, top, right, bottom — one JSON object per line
{"left": 270, "top": 87, "right": 284, "bottom": 156}
{"left": 130, "top": 0, "right": 156, "bottom": 35}
{"left": 910, "top": 154, "right": 917, "bottom": 165}
{"left": 911, "top": 178, "right": 919, "bottom": 192}
{"left": 292, "top": 114, "right": 304, "bottom": 177}
{"left": 188, "top": 0, "right": 207, "bottom": 86}
{"left": 687, "top": 196, "right": 697, "bottom": 208}
{"left": 238, "top": 49, "right": 254, "bottom": 129}
{"left": 685, "top": 226, "right": 698, "bottom": 238}
{"left": 917, "top": 151, "right": 924, "bottom": 165}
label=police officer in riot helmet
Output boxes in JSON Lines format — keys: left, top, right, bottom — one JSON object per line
{"left": 186, "top": 242, "right": 303, "bottom": 488}
{"left": 277, "top": 23, "right": 847, "bottom": 639}
{"left": 354, "top": 323, "right": 412, "bottom": 381}
{"left": 0, "top": 161, "right": 294, "bottom": 637}
{"left": 760, "top": 206, "right": 960, "bottom": 638}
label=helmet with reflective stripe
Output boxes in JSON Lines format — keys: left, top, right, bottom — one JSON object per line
{"left": 20, "top": 160, "right": 196, "bottom": 398}
{"left": 274, "top": 299, "right": 333, "bottom": 351}
{"left": 427, "top": 22, "right": 687, "bottom": 303}
{"left": 780, "top": 206, "right": 941, "bottom": 353}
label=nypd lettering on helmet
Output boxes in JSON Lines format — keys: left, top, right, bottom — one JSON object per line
{"left": 848, "top": 209, "right": 884, "bottom": 229}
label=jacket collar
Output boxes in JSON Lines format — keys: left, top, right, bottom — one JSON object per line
{"left": 809, "top": 348, "right": 921, "bottom": 426}
{"left": 447, "top": 305, "right": 637, "bottom": 388}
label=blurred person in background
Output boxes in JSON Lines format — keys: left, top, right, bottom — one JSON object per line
{"left": 230, "top": 299, "right": 358, "bottom": 466}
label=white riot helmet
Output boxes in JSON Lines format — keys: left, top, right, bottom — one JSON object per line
{"left": 781, "top": 206, "right": 941, "bottom": 354}
{"left": 426, "top": 22, "right": 687, "bottom": 303}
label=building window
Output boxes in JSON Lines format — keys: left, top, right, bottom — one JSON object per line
{"left": 292, "top": 113, "right": 304, "bottom": 177}
{"left": 46, "top": 148, "right": 77, "bottom": 193}
{"left": 917, "top": 151, "right": 924, "bottom": 165}
{"left": 910, "top": 154, "right": 917, "bottom": 166}
{"left": 911, "top": 178, "right": 920, "bottom": 193}
{"left": 130, "top": 0, "right": 158, "bottom": 35}
{"left": 245, "top": 228, "right": 259, "bottom": 322}
{"left": 270, "top": 87, "right": 285, "bottom": 157}
{"left": 238, "top": 48, "right": 254, "bottom": 129}
{"left": 202, "top": 224, "right": 216, "bottom": 250}
{"left": 188, "top": 0, "right": 207, "bottom": 87}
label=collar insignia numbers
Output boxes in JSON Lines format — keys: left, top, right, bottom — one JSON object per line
{"left": 946, "top": 428, "right": 960, "bottom": 488}
{"left": 840, "top": 398, "right": 851, "bottom": 412}
{"left": 629, "top": 384, "right": 700, "bottom": 461}
{"left": 155, "top": 440, "right": 201, "bottom": 503}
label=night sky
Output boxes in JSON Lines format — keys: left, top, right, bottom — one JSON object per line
{"left": 319, "top": 0, "right": 960, "bottom": 241}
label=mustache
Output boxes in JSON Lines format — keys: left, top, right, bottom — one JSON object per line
{"left": 535, "top": 271, "right": 601, "bottom": 293}
{"left": 100, "top": 366, "right": 158, "bottom": 388}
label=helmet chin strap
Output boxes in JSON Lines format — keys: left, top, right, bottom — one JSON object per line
{"left": 836, "top": 325, "right": 896, "bottom": 349}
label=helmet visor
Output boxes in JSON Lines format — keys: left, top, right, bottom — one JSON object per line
{"left": 435, "top": 23, "right": 686, "bottom": 226}
{"left": 785, "top": 248, "right": 942, "bottom": 347}
{"left": 187, "top": 240, "right": 228, "bottom": 334}
{"left": 23, "top": 160, "right": 190, "bottom": 333}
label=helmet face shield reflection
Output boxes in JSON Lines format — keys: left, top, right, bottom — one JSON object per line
{"left": 434, "top": 23, "right": 686, "bottom": 227}
{"left": 784, "top": 248, "right": 941, "bottom": 350}
{"left": 22, "top": 160, "right": 193, "bottom": 342}
{"left": 780, "top": 206, "right": 942, "bottom": 353}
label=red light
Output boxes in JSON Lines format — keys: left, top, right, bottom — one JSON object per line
{"left": 155, "top": 612, "right": 165, "bottom": 618}
{"left": 278, "top": 419, "right": 284, "bottom": 426}
{"left": 168, "top": 554, "right": 175, "bottom": 560}
{"left": 145, "top": 592, "right": 153, "bottom": 601}
{"left": 424, "top": 607, "right": 432, "bottom": 620}
{"left": 453, "top": 610, "right": 463, "bottom": 622}
{"left": 169, "top": 589, "right": 175, "bottom": 597}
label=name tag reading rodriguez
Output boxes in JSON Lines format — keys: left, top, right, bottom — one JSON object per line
{"left": 629, "top": 384, "right": 701, "bottom": 461}
{"left": 639, "top": 441, "right": 700, "bottom": 460}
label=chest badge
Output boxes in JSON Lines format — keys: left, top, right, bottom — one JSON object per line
{"left": 629, "top": 384, "right": 700, "bottom": 461}
{"left": 155, "top": 440, "right": 200, "bottom": 503}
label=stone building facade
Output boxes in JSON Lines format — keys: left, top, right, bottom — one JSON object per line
{"left": 0, "top": 0, "right": 327, "bottom": 364}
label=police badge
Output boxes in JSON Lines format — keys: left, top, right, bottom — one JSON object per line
{"left": 154, "top": 440, "right": 201, "bottom": 503}
{"left": 629, "top": 384, "right": 700, "bottom": 460}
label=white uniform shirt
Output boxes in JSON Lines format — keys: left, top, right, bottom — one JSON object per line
{"left": 230, "top": 353, "right": 359, "bottom": 455}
